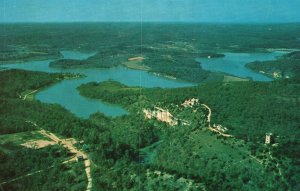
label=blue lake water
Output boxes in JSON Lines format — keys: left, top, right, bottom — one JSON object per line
{"left": 1, "top": 51, "right": 192, "bottom": 118}
{"left": 1, "top": 50, "right": 283, "bottom": 118}
{"left": 196, "top": 52, "right": 285, "bottom": 81}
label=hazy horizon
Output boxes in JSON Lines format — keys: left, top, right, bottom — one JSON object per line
{"left": 1, "top": 21, "right": 300, "bottom": 24}
{"left": 1, "top": 0, "right": 300, "bottom": 23}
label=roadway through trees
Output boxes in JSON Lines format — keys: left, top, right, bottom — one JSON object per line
{"left": 201, "top": 104, "right": 233, "bottom": 137}
{"left": 38, "top": 128, "right": 92, "bottom": 191}
{"left": 26, "top": 121, "right": 92, "bottom": 191}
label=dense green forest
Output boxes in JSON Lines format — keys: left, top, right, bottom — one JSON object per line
{"left": 246, "top": 51, "right": 300, "bottom": 79}
{"left": 2, "top": 23, "right": 300, "bottom": 83}
{"left": 79, "top": 78, "right": 300, "bottom": 142}
{"left": 1, "top": 23, "right": 300, "bottom": 53}
{"left": 284, "top": 51, "right": 300, "bottom": 60}
{"left": 3, "top": 69, "right": 300, "bottom": 190}
{"left": 78, "top": 73, "right": 300, "bottom": 190}
{"left": 0, "top": 70, "right": 210, "bottom": 190}
{"left": 0, "top": 142, "right": 87, "bottom": 191}
{"left": 1, "top": 23, "right": 300, "bottom": 190}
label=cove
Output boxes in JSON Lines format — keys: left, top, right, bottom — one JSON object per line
{"left": 197, "top": 51, "right": 285, "bottom": 81}
{"left": 1, "top": 51, "right": 193, "bottom": 118}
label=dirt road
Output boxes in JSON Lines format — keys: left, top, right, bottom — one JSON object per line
{"left": 23, "top": 121, "right": 92, "bottom": 190}
{"left": 39, "top": 129, "right": 92, "bottom": 191}
{"left": 22, "top": 89, "right": 38, "bottom": 100}
{"left": 201, "top": 104, "right": 233, "bottom": 137}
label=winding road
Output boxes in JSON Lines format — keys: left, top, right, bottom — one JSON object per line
{"left": 201, "top": 104, "right": 233, "bottom": 137}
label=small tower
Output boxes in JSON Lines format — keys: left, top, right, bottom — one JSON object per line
{"left": 265, "top": 133, "right": 272, "bottom": 144}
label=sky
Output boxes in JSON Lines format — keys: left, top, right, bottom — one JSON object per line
{"left": 0, "top": 0, "right": 300, "bottom": 23}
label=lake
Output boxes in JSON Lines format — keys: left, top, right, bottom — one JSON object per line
{"left": 1, "top": 51, "right": 192, "bottom": 118}
{"left": 196, "top": 51, "right": 285, "bottom": 81}
{"left": 1, "top": 50, "right": 283, "bottom": 118}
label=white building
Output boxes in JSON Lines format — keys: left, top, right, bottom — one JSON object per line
{"left": 265, "top": 133, "right": 272, "bottom": 144}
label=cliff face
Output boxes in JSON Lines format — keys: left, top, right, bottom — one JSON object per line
{"left": 143, "top": 99, "right": 201, "bottom": 126}
{"left": 143, "top": 107, "right": 178, "bottom": 126}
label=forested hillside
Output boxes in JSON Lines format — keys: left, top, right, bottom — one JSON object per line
{"left": 2, "top": 23, "right": 300, "bottom": 83}
{"left": 78, "top": 75, "right": 300, "bottom": 190}
{"left": 1, "top": 22, "right": 300, "bottom": 190}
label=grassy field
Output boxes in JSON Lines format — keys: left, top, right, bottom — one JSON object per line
{"left": 122, "top": 60, "right": 151, "bottom": 71}
{"left": 0, "top": 131, "right": 51, "bottom": 146}
{"left": 223, "top": 75, "right": 250, "bottom": 82}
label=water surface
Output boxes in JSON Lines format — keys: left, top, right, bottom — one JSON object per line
{"left": 197, "top": 52, "right": 285, "bottom": 81}
{"left": 2, "top": 51, "right": 283, "bottom": 118}
{"left": 1, "top": 51, "right": 192, "bottom": 118}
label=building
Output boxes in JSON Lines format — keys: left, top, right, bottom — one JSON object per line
{"left": 181, "top": 98, "right": 199, "bottom": 108}
{"left": 213, "top": 123, "right": 228, "bottom": 133}
{"left": 76, "top": 155, "right": 84, "bottom": 162}
{"left": 265, "top": 133, "right": 273, "bottom": 144}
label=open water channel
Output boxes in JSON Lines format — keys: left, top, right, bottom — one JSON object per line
{"left": 2, "top": 50, "right": 283, "bottom": 118}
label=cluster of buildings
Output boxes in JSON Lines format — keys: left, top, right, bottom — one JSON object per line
{"left": 143, "top": 99, "right": 277, "bottom": 149}
{"left": 143, "top": 107, "right": 178, "bottom": 126}
{"left": 213, "top": 123, "right": 228, "bottom": 133}
{"left": 181, "top": 98, "right": 199, "bottom": 108}
{"left": 143, "top": 98, "right": 202, "bottom": 126}
{"left": 272, "top": 71, "right": 282, "bottom": 79}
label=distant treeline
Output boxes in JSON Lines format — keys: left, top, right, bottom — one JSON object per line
{"left": 2, "top": 23, "right": 300, "bottom": 82}
{"left": 246, "top": 51, "right": 300, "bottom": 79}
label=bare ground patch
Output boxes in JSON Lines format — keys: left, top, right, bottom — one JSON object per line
{"left": 21, "top": 139, "right": 56, "bottom": 149}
